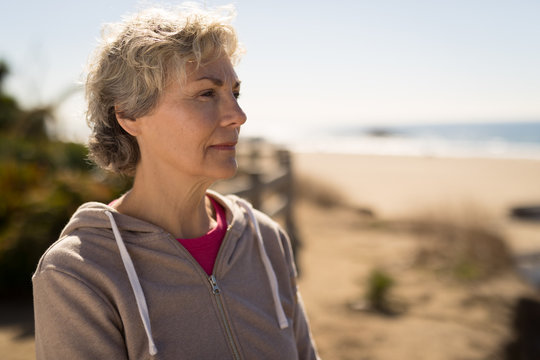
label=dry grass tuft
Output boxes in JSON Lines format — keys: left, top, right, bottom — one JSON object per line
{"left": 405, "top": 204, "right": 514, "bottom": 282}
{"left": 294, "top": 175, "right": 347, "bottom": 208}
{"left": 294, "top": 176, "right": 375, "bottom": 218}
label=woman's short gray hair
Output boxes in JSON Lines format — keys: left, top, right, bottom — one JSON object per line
{"left": 86, "top": 5, "right": 241, "bottom": 175}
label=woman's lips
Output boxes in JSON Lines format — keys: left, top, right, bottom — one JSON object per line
{"left": 210, "top": 142, "right": 237, "bottom": 151}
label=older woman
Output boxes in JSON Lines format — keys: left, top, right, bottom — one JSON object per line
{"left": 32, "top": 5, "right": 319, "bottom": 360}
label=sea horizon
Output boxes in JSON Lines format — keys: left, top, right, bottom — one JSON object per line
{"left": 248, "top": 120, "right": 540, "bottom": 160}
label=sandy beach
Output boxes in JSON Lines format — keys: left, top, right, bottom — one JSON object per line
{"left": 292, "top": 152, "right": 540, "bottom": 360}
{"left": 294, "top": 153, "right": 540, "bottom": 220}
{"left": 294, "top": 153, "right": 540, "bottom": 255}
{"left": 2, "top": 152, "right": 540, "bottom": 359}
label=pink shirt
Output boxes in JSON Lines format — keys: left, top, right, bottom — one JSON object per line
{"left": 177, "top": 197, "right": 227, "bottom": 275}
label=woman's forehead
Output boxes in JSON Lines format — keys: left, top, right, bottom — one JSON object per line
{"left": 184, "top": 57, "right": 239, "bottom": 84}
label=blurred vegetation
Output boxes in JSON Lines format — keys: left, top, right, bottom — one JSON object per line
{"left": 365, "top": 268, "right": 396, "bottom": 313}
{"left": 409, "top": 206, "right": 514, "bottom": 282}
{"left": 0, "top": 60, "right": 131, "bottom": 297}
{"left": 348, "top": 267, "right": 404, "bottom": 316}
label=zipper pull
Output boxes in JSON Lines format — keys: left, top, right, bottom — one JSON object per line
{"left": 208, "top": 275, "right": 221, "bottom": 295}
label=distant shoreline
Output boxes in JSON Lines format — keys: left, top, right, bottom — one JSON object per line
{"left": 245, "top": 121, "right": 540, "bottom": 160}
{"left": 289, "top": 147, "right": 540, "bottom": 161}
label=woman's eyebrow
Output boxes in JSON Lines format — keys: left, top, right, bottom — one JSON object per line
{"left": 195, "top": 76, "right": 241, "bottom": 88}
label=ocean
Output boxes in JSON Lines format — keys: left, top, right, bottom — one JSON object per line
{"left": 267, "top": 121, "right": 540, "bottom": 160}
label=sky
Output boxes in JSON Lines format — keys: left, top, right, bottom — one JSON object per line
{"left": 1, "top": 0, "right": 539, "bottom": 141}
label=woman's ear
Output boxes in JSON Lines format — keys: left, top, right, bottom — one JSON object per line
{"left": 115, "top": 105, "right": 140, "bottom": 136}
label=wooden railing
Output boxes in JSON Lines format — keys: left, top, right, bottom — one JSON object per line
{"left": 212, "top": 138, "right": 301, "bottom": 262}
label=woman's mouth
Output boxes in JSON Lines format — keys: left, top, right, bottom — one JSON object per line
{"left": 210, "top": 142, "right": 237, "bottom": 151}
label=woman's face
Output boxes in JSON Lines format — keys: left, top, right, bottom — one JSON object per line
{"left": 133, "top": 56, "right": 247, "bottom": 182}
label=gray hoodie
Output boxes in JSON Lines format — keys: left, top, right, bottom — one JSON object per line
{"left": 33, "top": 190, "right": 319, "bottom": 359}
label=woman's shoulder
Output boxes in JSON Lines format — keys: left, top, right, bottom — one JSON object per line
{"left": 34, "top": 201, "right": 121, "bottom": 278}
{"left": 33, "top": 199, "right": 171, "bottom": 279}
{"left": 34, "top": 229, "right": 112, "bottom": 276}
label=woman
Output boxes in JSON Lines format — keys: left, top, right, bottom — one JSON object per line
{"left": 32, "top": 5, "right": 319, "bottom": 360}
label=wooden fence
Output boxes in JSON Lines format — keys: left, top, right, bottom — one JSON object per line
{"left": 212, "top": 138, "right": 301, "bottom": 262}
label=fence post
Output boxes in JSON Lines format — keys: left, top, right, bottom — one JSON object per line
{"left": 249, "top": 172, "right": 262, "bottom": 210}
{"left": 277, "top": 149, "right": 301, "bottom": 272}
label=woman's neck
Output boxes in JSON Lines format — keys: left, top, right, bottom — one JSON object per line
{"left": 113, "top": 164, "right": 217, "bottom": 239}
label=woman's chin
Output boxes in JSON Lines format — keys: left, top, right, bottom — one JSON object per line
{"left": 210, "top": 159, "right": 239, "bottom": 181}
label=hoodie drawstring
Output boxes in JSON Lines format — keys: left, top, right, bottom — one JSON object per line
{"left": 105, "top": 211, "right": 158, "bottom": 356}
{"left": 237, "top": 200, "right": 289, "bottom": 329}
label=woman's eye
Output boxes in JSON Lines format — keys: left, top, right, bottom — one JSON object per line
{"left": 200, "top": 89, "right": 216, "bottom": 98}
{"left": 198, "top": 89, "right": 240, "bottom": 100}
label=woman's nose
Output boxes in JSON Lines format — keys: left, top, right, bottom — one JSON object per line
{"left": 222, "top": 95, "right": 247, "bottom": 127}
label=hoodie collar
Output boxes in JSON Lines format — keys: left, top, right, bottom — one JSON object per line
{"left": 60, "top": 190, "right": 248, "bottom": 240}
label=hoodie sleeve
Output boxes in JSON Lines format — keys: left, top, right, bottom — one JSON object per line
{"left": 33, "top": 268, "right": 128, "bottom": 360}
{"left": 277, "top": 228, "right": 321, "bottom": 360}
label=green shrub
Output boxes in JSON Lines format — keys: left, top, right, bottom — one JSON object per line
{"left": 0, "top": 64, "right": 131, "bottom": 296}
{"left": 0, "top": 148, "right": 131, "bottom": 297}
{"left": 365, "top": 268, "right": 395, "bottom": 312}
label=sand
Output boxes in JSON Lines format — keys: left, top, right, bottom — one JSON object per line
{"left": 293, "top": 153, "right": 540, "bottom": 219}
{"left": 292, "top": 152, "right": 540, "bottom": 360}
{"left": 294, "top": 153, "right": 540, "bottom": 254}
{"left": 2, "top": 153, "right": 540, "bottom": 359}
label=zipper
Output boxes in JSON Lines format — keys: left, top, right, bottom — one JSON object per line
{"left": 171, "top": 212, "right": 240, "bottom": 358}
{"left": 208, "top": 274, "right": 241, "bottom": 360}
{"left": 211, "top": 224, "right": 232, "bottom": 275}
